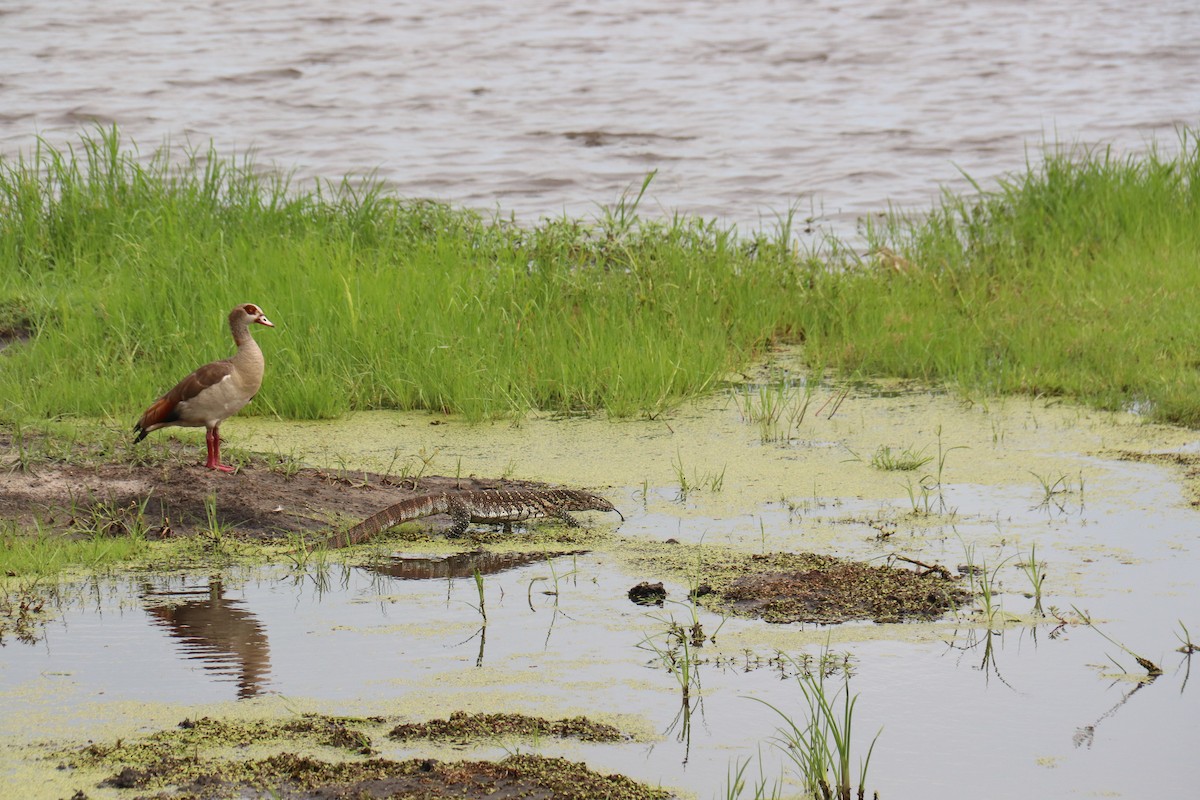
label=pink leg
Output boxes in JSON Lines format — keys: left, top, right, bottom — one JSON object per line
{"left": 205, "top": 427, "right": 235, "bottom": 473}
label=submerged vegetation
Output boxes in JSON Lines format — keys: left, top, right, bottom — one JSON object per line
{"left": 2, "top": 127, "right": 1200, "bottom": 425}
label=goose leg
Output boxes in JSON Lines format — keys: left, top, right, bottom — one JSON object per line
{"left": 205, "top": 426, "right": 235, "bottom": 473}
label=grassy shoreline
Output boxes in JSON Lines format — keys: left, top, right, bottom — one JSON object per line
{"left": 2, "top": 126, "right": 1198, "bottom": 425}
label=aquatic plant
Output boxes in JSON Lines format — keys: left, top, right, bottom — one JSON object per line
{"left": 69, "top": 494, "right": 153, "bottom": 540}
{"left": 393, "top": 446, "right": 438, "bottom": 490}
{"left": 671, "top": 449, "right": 727, "bottom": 500}
{"left": 1018, "top": 544, "right": 1047, "bottom": 616}
{"left": 1029, "top": 470, "right": 1084, "bottom": 515}
{"left": 753, "top": 653, "right": 881, "bottom": 800}
{"left": 1177, "top": 620, "right": 1198, "bottom": 655}
{"left": 199, "top": 493, "right": 237, "bottom": 552}
{"left": 1072, "top": 605, "right": 1162, "bottom": 678}
{"left": 526, "top": 551, "right": 580, "bottom": 609}
{"left": 281, "top": 532, "right": 329, "bottom": 573}
{"left": 388, "top": 711, "right": 624, "bottom": 744}
{"left": 473, "top": 567, "right": 487, "bottom": 623}
{"left": 721, "top": 750, "right": 783, "bottom": 800}
{"left": 638, "top": 613, "right": 702, "bottom": 703}
{"left": 638, "top": 610, "right": 705, "bottom": 761}
{"left": 732, "top": 371, "right": 812, "bottom": 443}
{"left": 900, "top": 426, "right": 964, "bottom": 515}
{"left": 265, "top": 448, "right": 304, "bottom": 479}
{"left": 957, "top": 538, "right": 1016, "bottom": 629}
{"left": 867, "top": 444, "right": 932, "bottom": 472}
{"left": 0, "top": 582, "right": 50, "bottom": 646}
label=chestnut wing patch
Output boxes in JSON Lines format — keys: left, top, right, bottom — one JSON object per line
{"left": 136, "top": 359, "right": 235, "bottom": 436}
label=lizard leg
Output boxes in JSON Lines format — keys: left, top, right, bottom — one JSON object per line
{"left": 446, "top": 497, "right": 471, "bottom": 537}
{"left": 550, "top": 509, "right": 582, "bottom": 528}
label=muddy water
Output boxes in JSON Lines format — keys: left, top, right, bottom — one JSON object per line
{"left": 2, "top": 1, "right": 1197, "bottom": 232}
{"left": 3, "top": 385, "right": 1200, "bottom": 798}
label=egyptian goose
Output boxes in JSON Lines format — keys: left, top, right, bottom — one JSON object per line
{"left": 134, "top": 303, "right": 274, "bottom": 472}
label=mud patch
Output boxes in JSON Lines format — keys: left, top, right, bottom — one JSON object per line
{"left": 0, "top": 431, "right": 587, "bottom": 542}
{"left": 635, "top": 543, "right": 968, "bottom": 624}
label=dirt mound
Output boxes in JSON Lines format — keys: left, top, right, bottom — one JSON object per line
{"left": 0, "top": 454, "right": 548, "bottom": 542}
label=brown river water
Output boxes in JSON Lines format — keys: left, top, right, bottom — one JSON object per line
{"left": 2, "top": 0, "right": 1198, "bottom": 233}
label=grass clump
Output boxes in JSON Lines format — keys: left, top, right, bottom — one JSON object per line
{"left": 843, "top": 132, "right": 1200, "bottom": 425}
{"left": 4, "top": 127, "right": 1200, "bottom": 425}
{"left": 868, "top": 444, "right": 931, "bottom": 472}
{"left": 0, "top": 528, "right": 150, "bottom": 577}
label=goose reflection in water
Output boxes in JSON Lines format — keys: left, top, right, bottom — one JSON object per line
{"left": 140, "top": 577, "right": 272, "bottom": 699}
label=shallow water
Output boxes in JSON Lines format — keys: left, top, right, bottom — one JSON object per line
{"left": 2, "top": 1, "right": 1197, "bottom": 232}
{"left": 3, "top": 387, "right": 1199, "bottom": 798}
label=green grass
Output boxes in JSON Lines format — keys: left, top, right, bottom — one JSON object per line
{"left": 732, "top": 371, "right": 813, "bottom": 443}
{"left": 3, "top": 126, "right": 1200, "bottom": 425}
{"left": 868, "top": 444, "right": 932, "bottom": 472}
{"left": 753, "top": 652, "right": 881, "bottom": 800}
{"left": 0, "top": 527, "right": 150, "bottom": 577}
{"left": 852, "top": 132, "right": 1200, "bottom": 424}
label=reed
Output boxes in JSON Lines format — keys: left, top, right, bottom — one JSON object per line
{"left": 1072, "top": 605, "right": 1162, "bottom": 677}
{"left": 1018, "top": 544, "right": 1047, "bottom": 616}
{"left": 754, "top": 653, "right": 881, "bottom": 800}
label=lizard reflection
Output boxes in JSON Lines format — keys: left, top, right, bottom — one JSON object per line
{"left": 362, "top": 549, "right": 588, "bottom": 581}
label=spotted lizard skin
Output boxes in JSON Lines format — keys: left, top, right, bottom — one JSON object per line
{"left": 330, "top": 488, "right": 622, "bottom": 547}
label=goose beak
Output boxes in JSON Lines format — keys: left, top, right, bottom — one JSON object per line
{"left": 257, "top": 314, "right": 275, "bottom": 328}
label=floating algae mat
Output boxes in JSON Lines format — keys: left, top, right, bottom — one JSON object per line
{"left": 3, "top": 384, "right": 1200, "bottom": 798}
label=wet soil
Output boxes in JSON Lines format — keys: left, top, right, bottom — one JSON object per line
{"left": 2, "top": 431, "right": 968, "bottom": 627}
{"left": 0, "top": 434, "right": 553, "bottom": 543}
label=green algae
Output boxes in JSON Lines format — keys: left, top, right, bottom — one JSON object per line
{"left": 65, "top": 715, "right": 382, "bottom": 770}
